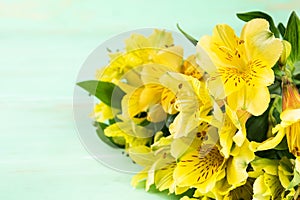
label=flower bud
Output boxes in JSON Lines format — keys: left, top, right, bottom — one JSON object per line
{"left": 281, "top": 76, "right": 300, "bottom": 157}
{"left": 282, "top": 76, "right": 300, "bottom": 111}
{"left": 279, "top": 40, "right": 291, "bottom": 67}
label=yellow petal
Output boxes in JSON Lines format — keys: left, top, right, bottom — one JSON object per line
{"left": 170, "top": 135, "right": 194, "bottom": 159}
{"left": 296, "top": 158, "right": 300, "bottom": 174}
{"left": 251, "top": 66, "right": 275, "bottom": 86}
{"left": 251, "top": 157, "right": 279, "bottom": 176}
{"left": 128, "top": 146, "right": 155, "bottom": 166}
{"left": 104, "top": 122, "right": 152, "bottom": 148}
{"left": 152, "top": 46, "right": 183, "bottom": 71}
{"left": 226, "top": 140, "right": 255, "bottom": 186}
{"left": 131, "top": 168, "right": 149, "bottom": 187}
{"left": 207, "top": 75, "right": 226, "bottom": 100}
{"left": 279, "top": 40, "right": 292, "bottom": 65}
{"left": 280, "top": 109, "right": 300, "bottom": 123}
{"left": 250, "top": 128, "right": 285, "bottom": 152}
{"left": 147, "top": 104, "right": 167, "bottom": 122}
{"left": 221, "top": 178, "right": 254, "bottom": 200}
{"left": 125, "top": 33, "right": 150, "bottom": 51}
{"left": 182, "top": 55, "right": 204, "bottom": 80}
{"left": 246, "top": 86, "right": 270, "bottom": 116}
{"left": 227, "top": 86, "right": 270, "bottom": 116}
{"left": 226, "top": 157, "right": 248, "bottom": 186}
{"left": 148, "top": 29, "right": 174, "bottom": 48}
{"left": 253, "top": 175, "right": 270, "bottom": 200}
{"left": 174, "top": 186, "right": 189, "bottom": 195}
{"left": 241, "top": 18, "right": 283, "bottom": 68}
{"left": 213, "top": 24, "right": 238, "bottom": 50}
{"left": 174, "top": 145, "right": 224, "bottom": 191}
{"left": 195, "top": 45, "right": 226, "bottom": 99}
{"left": 92, "top": 102, "right": 114, "bottom": 123}
{"left": 161, "top": 88, "right": 177, "bottom": 114}
{"left": 278, "top": 157, "right": 293, "bottom": 189}
{"left": 209, "top": 24, "right": 245, "bottom": 68}
{"left": 160, "top": 72, "right": 210, "bottom": 138}
{"left": 155, "top": 162, "right": 176, "bottom": 191}
{"left": 196, "top": 41, "right": 218, "bottom": 74}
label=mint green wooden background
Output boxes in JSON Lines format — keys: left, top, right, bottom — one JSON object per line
{"left": 1, "top": 1, "right": 299, "bottom": 199}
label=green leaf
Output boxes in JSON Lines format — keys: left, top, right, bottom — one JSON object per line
{"left": 284, "top": 11, "right": 300, "bottom": 64}
{"left": 268, "top": 80, "right": 281, "bottom": 95}
{"left": 274, "top": 136, "right": 288, "bottom": 150}
{"left": 272, "top": 104, "right": 282, "bottom": 124}
{"left": 276, "top": 149, "right": 294, "bottom": 159}
{"left": 236, "top": 11, "right": 280, "bottom": 37}
{"left": 94, "top": 122, "right": 120, "bottom": 148}
{"left": 176, "top": 24, "right": 198, "bottom": 46}
{"left": 293, "top": 61, "right": 300, "bottom": 76}
{"left": 277, "top": 22, "right": 286, "bottom": 38}
{"left": 77, "top": 80, "right": 125, "bottom": 108}
{"left": 294, "top": 79, "right": 300, "bottom": 86}
{"left": 255, "top": 149, "right": 280, "bottom": 160}
{"left": 246, "top": 104, "right": 270, "bottom": 143}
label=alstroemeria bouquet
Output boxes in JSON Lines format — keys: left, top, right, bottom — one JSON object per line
{"left": 77, "top": 11, "right": 300, "bottom": 199}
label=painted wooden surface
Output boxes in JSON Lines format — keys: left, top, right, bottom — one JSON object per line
{"left": 1, "top": 1, "right": 299, "bottom": 199}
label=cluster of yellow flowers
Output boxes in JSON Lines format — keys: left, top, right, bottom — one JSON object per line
{"left": 78, "top": 11, "right": 300, "bottom": 199}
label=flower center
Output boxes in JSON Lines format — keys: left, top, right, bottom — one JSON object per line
{"left": 195, "top": 145, "right": 224, "bottom": 183}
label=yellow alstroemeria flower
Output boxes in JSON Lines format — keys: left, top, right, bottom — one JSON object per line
{"left": 121, "top": 82, "right": 177, "bottom": 123}
{"left": 196, "top": 18, "right": 283, "bottom": 116}
{"left": 250, "top": 78, "right": 300, "bottom": 156}
{"left": 121, "top": 62, "right": 206, "bottom": 124}
{"left": 173, "top": 143, "right": 226, "bottom": 194}
{"left": 170, "top": 121, "right": 212, "bottom": 160}
{"left": 97, "top": 29, "right": 183, "bottom": 84}
{"left": 159, "top": 71, "right": 212, "bottom": 138}
{"left": 218, "top": 103, "right": 251, "bottom": 153}
{"left": 119, "top": 64, "right": 177, "bottom": 123}
{"left": 211, "top": 178, "right": 254, "bottom": 200}
{"left": 90, "top": 102, "right": 114, "bottom": 123}
{"left": 170, "top": 92, "right": 253, "bottom": 197}
{"left": 208, "top": 140, "right": 255, "bottom": 200}
{"left": 280, "top": 78, "right": 300, "bottom": 157}
{"left": 173, "top": 134, "right": 254, "bottom": 196}
{"left": 249, "top": 157, "right": 295, "bottom": 200}
{"left": 181, "top": 55, "right": 204, "bottom": 80}
{"left": 278, "top": 109, "right": 300, "bottom": 157}
{"left": 129, "top": 135, "right": 189, "bottom": 194}
{"left": 104, "top": 121, "right": 153, "bottom": 148}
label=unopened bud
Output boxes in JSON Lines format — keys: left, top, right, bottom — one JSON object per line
{"left": 282, "top": 76, "right": 300, "bottom": 111}
{"left": 279, "top": 40, "right": 291, "bottom": 67}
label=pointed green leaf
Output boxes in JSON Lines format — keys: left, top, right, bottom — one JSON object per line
{"left": 176, "top": 24, "right": 198, "bottom": 46}
{"left": 77, "top": 80, "right": 125, "bottom": 108}
{"left": 284, "top": 11, "right": 300, "bottom": 64}
{"left": 236, "top": 11, "right": 280, "bottom": 37}
{"left": 278, "top": 22, "right": 286, "bottom": 38}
